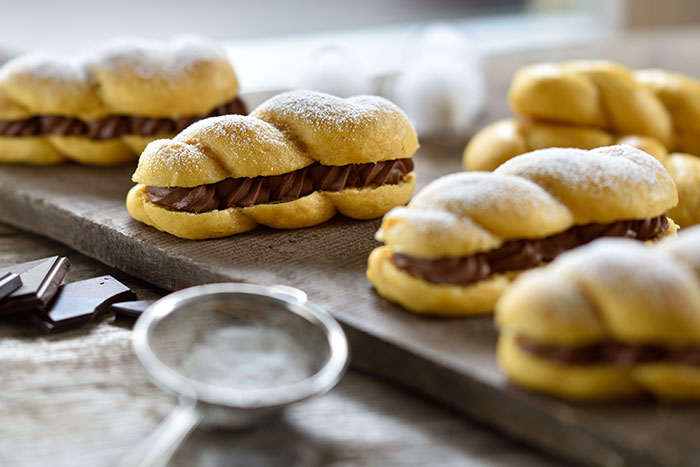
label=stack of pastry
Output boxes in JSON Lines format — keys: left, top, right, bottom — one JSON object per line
{"left": 367, "top": 145, "right": 677, "bottom": 316}
{"left": 496, "top": 226, "right": 700, "bottom": 401}
{"left": 463, "top": 60, "right": 700, "bottom": 227}
{"left": 0, "top": 36, "right": 245, "bottom": 165}
{"left": 127, "top": 90, "right": 418, "bottom": 239}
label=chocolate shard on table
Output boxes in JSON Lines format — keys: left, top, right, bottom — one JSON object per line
{"left": 31, "top": 275, "right": 136, "bottom": 333}
{"left": 0, "top": 256, "right": 70, "bottom": 315}
{"left": 0, "top": 272, "right": 22, "bottom": 301}
{"left": 110, "top": 300, "right": 156, "bottom": 320}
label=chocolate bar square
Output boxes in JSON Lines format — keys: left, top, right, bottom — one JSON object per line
{"left": 0, "top": 256, "right": 70, "bottom": 315}
{"left": 31, "top": 275, "right": 136, "bottom": 333}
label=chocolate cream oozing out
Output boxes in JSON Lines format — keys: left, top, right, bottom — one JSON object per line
{"left": 0, "top": 97, "right": 246, "bottom": 139}
{"left": 393, "top": 215, "right": 669, "bottom": 285}
{"left": 516, "top": 336, "right": 700, "bottom": 366}
{"left": 146, "top": 158, "right": 414, "bottom": 213}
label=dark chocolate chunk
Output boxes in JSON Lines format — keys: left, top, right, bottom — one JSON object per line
{"left": 31, "top": 275, "right": 136, "bottom": 333}
{"left": 0, "top": 256, "right": 71, "bottom": 315}
{"left": 0, "top": 273, "right": 22, "bottom": 301}
{"left": 110, "top": 300, "right": 156, "bottom": 319}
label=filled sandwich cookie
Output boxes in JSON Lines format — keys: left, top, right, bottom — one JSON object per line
{"left": 0, "top": 36, "right": 244, "bottom": 165}
{"left": 127, "top": 90, "right": 418, "bottom": 239}
{"left": 367, "top": 145, "right": 678, "bottom": 316}
{"left": 496, "top": 227, "right": 700, "bottom": 401}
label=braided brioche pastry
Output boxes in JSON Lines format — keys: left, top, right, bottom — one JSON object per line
{"left": 510, "top": 61, "right": 700, "bottom": 154}
{"left": 367, "top": 145, "right": 677, "bottom": 316}
{"left": 509, "top": 60, "right": 672, "bottom": 146}
{"left": 127, "top": 90, "right": 418, "bottom": 239}
{"left": 463, "top": 118, "right": 669, "bottom": 171}
{"left": 0, "top": 36, "right": 244, "bottom": 165}
{"left": 496, "top": 227, "right": 700, "bottom": 401}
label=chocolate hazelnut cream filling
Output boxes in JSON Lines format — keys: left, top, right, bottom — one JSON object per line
{"left": 516, "top": 336, "right": 700, "bottom": 366}
{"left": 0, "top": 97, "right": 246, "bottom": 139}
{"left": 393, "top": 215, "right": 669, "bottom": 285}
{"left": 146, "top": 158, "right": 414, "bottom": 213}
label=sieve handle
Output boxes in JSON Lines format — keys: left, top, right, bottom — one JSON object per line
{"left": 269, "top": 285, "right": 308, "bottom": 304}
{"left": 116, "top": 398, "right": 203, "bottom": 467}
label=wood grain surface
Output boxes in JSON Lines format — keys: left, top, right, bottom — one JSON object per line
{"left": 0, "top": 230, "right": 559, "bottom": 467}
{"left": 2, "top": 27, "right": 700, "bottom": 467}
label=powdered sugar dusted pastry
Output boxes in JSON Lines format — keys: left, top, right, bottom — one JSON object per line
{"left": 127, "top": 90, "right": 418, "bottom": 239}
{"left": 496, "top": 226, "right": 700, "bottom": 401}
{"left": 367, "top": 145, "right": 677, "bottom": 316}
{"left": 0, "top": 36, "right": 244, "bottom": 165}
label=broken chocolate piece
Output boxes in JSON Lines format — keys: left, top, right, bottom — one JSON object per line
{"left": 111, "top": 300, "right": 156, "bottom": 319}
{"left": 0, "top": 256, "right": 71, "bottom": 315}
{"left": 0, "top": 273, "right": 21, "bottom": 301}
{"left": 31, "top": 275, "right": 136, "bottom": 333}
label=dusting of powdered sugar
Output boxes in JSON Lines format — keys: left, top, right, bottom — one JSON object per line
{"left": 253, "top": 89, "right": 407, "bottom": 135}
{"left": 495, "top": 145, "right": 668, "bottom": 197}
{"left": 658, "top": 224, "right": 700, "bottom": 277}
{"left": 172, "top": 115, "right": 310, "bottom": 177}
{"left": 381, "top": 205, "right": 500, "bottom": 252}
{"left": 146, "top": 139, "right": 204, "bottom": 167}
{"left": 0, "top": 36, "right": 227, "bottom": 92}
{"left": 411, "top": 172, "right": 570, "bottom": 220}
{"left": 84, "top": 35, "right": 227, "bottom": 84}
{"left": 380, "top": 207, "right": 459, "bottom": 240}
{"left": 554, "top": 238, "right": 698, "bottom": 314}
{"left": 179, "top": 326, "right": 313, "bottom": 390}
{"left": 0, "top": 52, "right": 88, "bottom": 88}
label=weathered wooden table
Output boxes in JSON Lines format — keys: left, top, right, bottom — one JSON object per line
{"left": 0, "top": 226, "right": 558, "bottom": 466}
{"left": 2, "top": 26, "right": 700, "bottom": 467}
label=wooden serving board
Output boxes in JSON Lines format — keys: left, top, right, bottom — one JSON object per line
{"left": 4, "top": 29, "right": 700, "bottom": 467}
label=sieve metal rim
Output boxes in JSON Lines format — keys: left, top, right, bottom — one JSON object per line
{"left": 132, "top": 283, "right": 349, "bottom": 410}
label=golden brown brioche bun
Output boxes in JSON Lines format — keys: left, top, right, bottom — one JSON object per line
{"left": 250, "top": 91, "right": 419, "bottom": 166}
{"left": 0, "top": 36, "right": 241, "bottom": 165}
{"left": 665, "top": 153, "right": 700, "bottom": 227}
{"left": 659, "top": 224, "right": 700, "bottom": 278}
{"left": 86, "top": 36, "right": 239, "bottom": 117}
{"left": 133, "top": 115, "right": 312, "bottom": 186}
{"left": 462, "top": 118, "right": 700, "bottom": 227}
{"left": 462, "top": 118, "right": 669, "bottom": 172}
{"left": 0, "top": 137, "right": 66, "bottom": 164}
{"left": 635, "top": 69, "right": 700, "bottom": 155}
{"left": 366, "top": 245, "right": 517, "bottom": 316}
{"left": 1, "top": 54, "right": 107, "bottom": 119}
{"left": 494, "top": 145, "right": 677, "bottom": 225}
{"left": 496, "top": 235, "right": 700, "bottom": 400}
{"left": 368, "top": 145, "right": 677, "bottom": 316}
{"left": 128, "top": 90, "right": 418, "bottom": 239}
{"left": 497, "top": 334, "right": 642, "bottom": 400}
{"left": 377, "top": 172, "right": 573, "bottom": 259}
{"left": 509, "top": 61, "right": 672, "bottom": 146}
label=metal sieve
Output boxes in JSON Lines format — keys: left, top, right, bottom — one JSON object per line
{"left": 117, "top": 283, "right": 348, "bottom": 467}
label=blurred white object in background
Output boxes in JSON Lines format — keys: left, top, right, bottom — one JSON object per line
{"left": 384, "top": 23, "right": 486, "bottom": 143}
{"left": 296, "top": 46, "right": 375, "bottom": 97}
